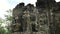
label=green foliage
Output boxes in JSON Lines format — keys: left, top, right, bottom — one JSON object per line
{"left": 0, "top": 18, "right": 9, "bottom": 34}
{"left": 5, "top": 15, "right": 13, "bottom": 22}
{"left": 4, "top": 9, "right": 13, "bottom": 34}
{"left": 0, "top": 18, "right": 5, "bottom": 27}
{"left": 5, "top": 9, "right": 13, "bottom": 22}
{"left": 0, "top": 18, "right": 4, "bottom": 23}
{"left": 0, "top": 9, "right": 13, "bottom": 34}
{"left": 0, "top": 27, "right": 8, "bottom": 34}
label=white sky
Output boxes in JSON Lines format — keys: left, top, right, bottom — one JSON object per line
{"left": 0, "top": 0, "right": 60, "bottom": 19}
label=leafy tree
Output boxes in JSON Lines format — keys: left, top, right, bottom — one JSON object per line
{"left": 5, "top": 9, "right": 13, "bottom": 22}
{"left": 0, "top": 18, "right": 9, "bottom": 34}
{"left": 0, "top": 9, "right": 13, "bottom": 34}
{"left": 4, "top": 9, "right": 13, "bottom": 34}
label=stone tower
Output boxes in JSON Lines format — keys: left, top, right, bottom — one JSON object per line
{"left": 11, "top": 0, "right": 60, "bottom": 34}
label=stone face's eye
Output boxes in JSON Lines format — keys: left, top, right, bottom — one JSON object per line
{"left": 30, "top": 16, "right": 36, "bottom": 21}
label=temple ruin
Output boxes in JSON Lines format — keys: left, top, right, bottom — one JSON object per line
{"left": 11, "top": 0, "right": 60, "bottom": 34}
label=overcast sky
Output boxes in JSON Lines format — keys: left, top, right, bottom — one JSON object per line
{"left": 0, "top": 0, "right": 60, "bottom": 19}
